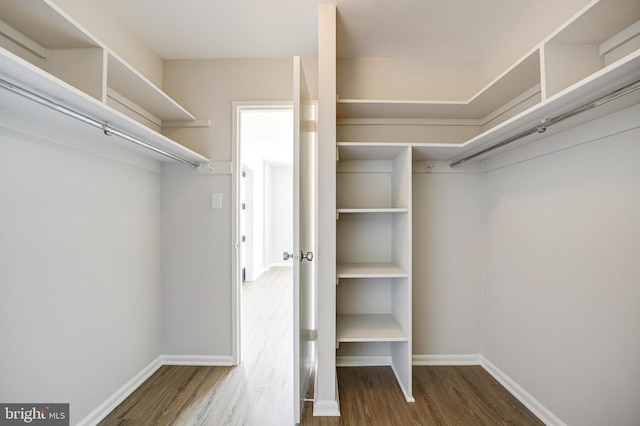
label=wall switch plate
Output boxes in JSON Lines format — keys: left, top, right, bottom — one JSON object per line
{"left": 212, "top": 193, "right": 222, "bottom": 209}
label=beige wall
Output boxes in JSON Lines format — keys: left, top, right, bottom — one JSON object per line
{"left": 337, "top": 57, "right": 480, "bottom": 100}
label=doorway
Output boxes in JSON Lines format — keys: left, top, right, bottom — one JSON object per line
{"left": 231, "top": 102, "right": 294, "bottom": 366}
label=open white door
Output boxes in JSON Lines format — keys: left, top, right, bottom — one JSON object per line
{"left": 292, "top": 56, "right": 317, "bottom": 423}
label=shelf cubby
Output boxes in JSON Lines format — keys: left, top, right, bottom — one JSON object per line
{"left": 337, "top": 143, "right": 411, "bottom": 209}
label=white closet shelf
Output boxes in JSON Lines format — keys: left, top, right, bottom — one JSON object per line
{"left": 337, "top": 262, "right": 409, "bottom": 278}
{"left": 338, "top": 51, "right": 640, "bottom": 163}
{"left": 337, "top": 0, "right": 640, "bottom": 164}
{"left": 107, "top": 52, "right": 195, "bottom": 122}
{"left": 0, "top": 0, "right": 200, "bottom": 125}
{"left": 450, "top": 50, "right": 640, "bottom": 163}
{"left": 337, "top": 314, "right": 408, "bottom": 343}
{"left": 0, "top": 0, "right": 100, "bottom": 49}
{"left": 0, "top": 48, "right": 209, "bottom": 166}
{"left": 337, "top": 208, "right": 409, "bottom": 214}
{"left": 337, "top": 50, "right": 540, "bottom": 120}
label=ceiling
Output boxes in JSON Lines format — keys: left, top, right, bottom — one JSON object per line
{"left": 101, "top": 0, "right": 538, "bottom": 60}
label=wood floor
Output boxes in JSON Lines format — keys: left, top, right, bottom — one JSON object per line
{"left": 99, "top": 266, "right": 543, "bottom": 426}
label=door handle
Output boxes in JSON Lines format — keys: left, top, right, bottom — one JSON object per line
{"left": 283, "top": 251, "right": 296, "bottom": 261}
{"left": 283, "top": 251, "right": 312, "bottom": 261}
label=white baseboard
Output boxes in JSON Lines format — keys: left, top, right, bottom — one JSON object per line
{"left": 77, "top": 356, "right": 163, "bottom": 426}
{"left": 313, "top": 372, "right": 340, "bottom": 417}
{"left": 161, "top": 354, "right": 235, "bottom": 366}
{"left": 480, "top": 356, "right": 566, "bottom": 426}
{"left": 79, "top": 354, "right": 235, "bottom": 425}
{"left": 413, "top": 354, "right": 481, "bottom": 366}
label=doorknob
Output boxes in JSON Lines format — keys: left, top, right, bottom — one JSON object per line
{"left": 283, "top": 251, "right": 297, "bottom": 261}
{"left": 300, "top": 251, "right": 313, "bottom": 262}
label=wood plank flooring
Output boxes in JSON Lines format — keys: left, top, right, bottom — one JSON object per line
{"left": 99, "top": 266, "right": 543, "bottom": 426}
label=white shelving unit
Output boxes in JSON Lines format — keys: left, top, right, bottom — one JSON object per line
{"left": 0, "top": 0, "right": 207, "bottom": 166}
{"left": 337, "top": 0, "right": 640, "bottom": 164}
{"left": 333, "top": 0, "right": 640, "bottom": 406}
{"left": 335, "top": 142, "right": 414, "bottom": 402}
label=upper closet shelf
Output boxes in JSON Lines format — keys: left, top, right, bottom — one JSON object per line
{"left": 338, "top": 0, "right": 640, "bottom": 164}
{"left": 0, "top": 48, "right": 208, "bottom": 167}
{"left": 451, "top": 50, "right": 640, "bottom": 163}
{"left": 107, "top": 52, "right": 195, "bottom": 122}
{"left": 0, "top": 0, "right": 207, "bottom": 166}
{"left": 337, "top": 262, "right": 409, "bottom": 278}
{"left": 0, "top": 0, "right": 196, "bottom": 123}
{"left": 337, "top": 50, "right": 540, "bottom": 121}
{"left": 0, "top": 0, "right": 99, "bottom": 49}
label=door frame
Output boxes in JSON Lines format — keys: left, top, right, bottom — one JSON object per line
{"left": 231, "top": 100, "right": 293, "bottom": 365}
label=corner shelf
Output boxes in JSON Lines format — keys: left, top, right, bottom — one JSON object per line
{"left": 337, "top": 0, "right": 640, "bottom": 163}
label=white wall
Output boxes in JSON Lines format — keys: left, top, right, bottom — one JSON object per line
{"left": 482, "top": 104, "right": 640, "bottom": 426}
{"left": 270, "top": 165, "right": 293, "bottom": 266}
{"left": 412, "top": 169, "right": 483, "bottom": 355}
{"left": 0, "top": 118, "right": 162, "bottom": 425}
{"left": 161, "top": 164, "right": 233, "bottom": 357}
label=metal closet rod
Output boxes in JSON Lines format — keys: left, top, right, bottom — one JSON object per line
{"left": 449, "top": 78, "right": 640, "bottom": 168}
{"left": 0, "top": 78, "right": 200, "bottom": 168}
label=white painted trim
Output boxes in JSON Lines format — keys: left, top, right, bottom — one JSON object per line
{"left": 480, "top": 356, "right": 566, "bottom": 426}
{"left": 336, "top": 355, "right": 392, "bottom": 367}
{"left": 337, "top": 117, "right": 482, "bottom": 126}
{"left": 313, "top": 399, "right": 341, "bottom": 416}
{"left": 412, "top": 354, "right": 481, "bottom": 366}
{"left": 313, "top": 376, "right": 340, "bottom": 417}
{"left": 161, "top": 355, "right": 235, "bottom": 366}
{"left": 77, "top": 356, "right": 163, "bottom": 426}
{"left": 390, "top": 362, "right": 415, "bottom": 403}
